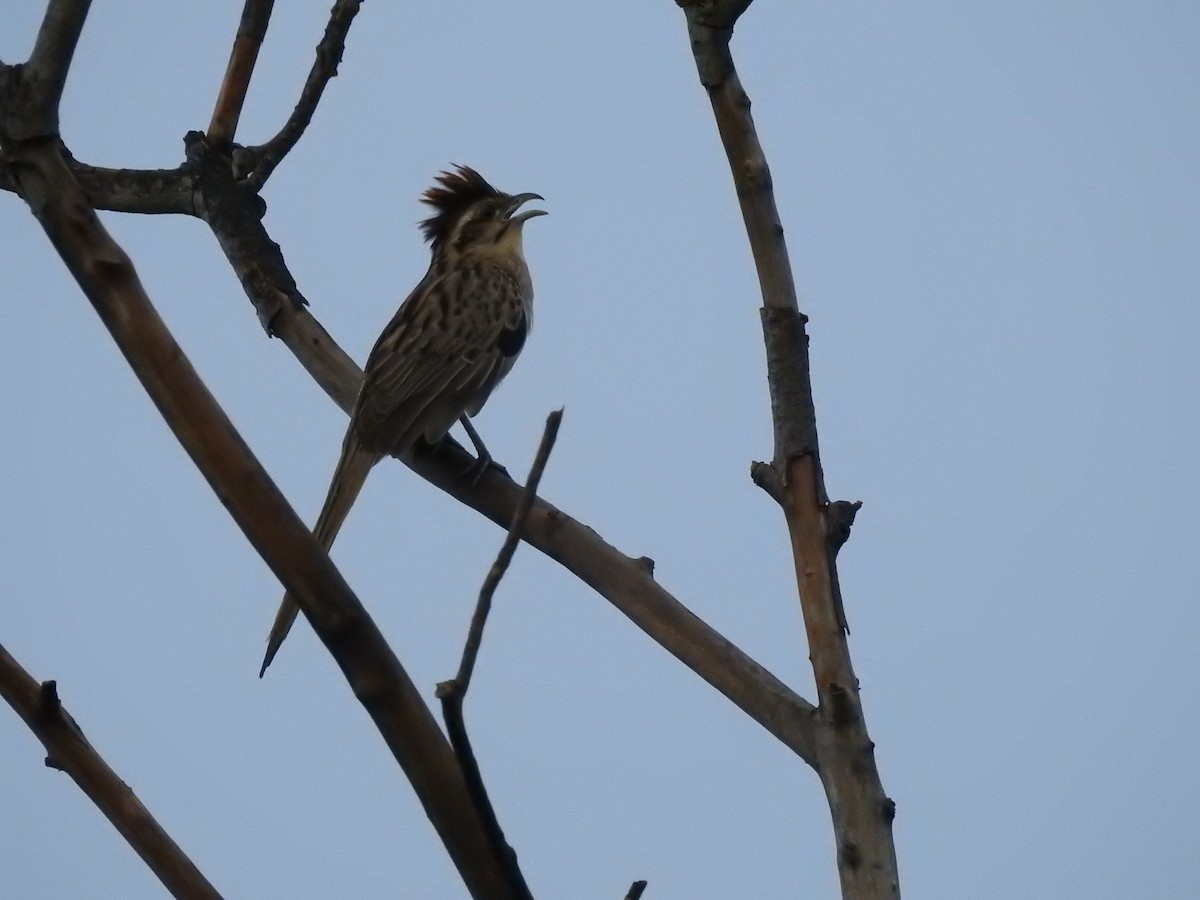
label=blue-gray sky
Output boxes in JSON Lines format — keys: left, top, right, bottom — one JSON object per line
{"left": 2, "top": 2, "right": 1197, "bottom": 897}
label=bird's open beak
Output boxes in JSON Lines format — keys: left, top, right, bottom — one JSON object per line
{"left": 507, "top": 192, "right": 547, "bottom": 223}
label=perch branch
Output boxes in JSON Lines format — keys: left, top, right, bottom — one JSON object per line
{"left": 0, "top": 646, "right": 223, "bottom": 900}
{"left": 412, "top": 439, "right": 821, "bottom": 766}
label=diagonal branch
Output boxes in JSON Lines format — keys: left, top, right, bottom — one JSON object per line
{"left": 245, "top": 0, "right": 363, "bottom": 188}
{"left": 186, "top": 130, "right": 314, "bottom": 336}
{"left": 0, "top": 645, "right": 223, "bottom": 900}
{"left": 413, "top": 439, "right": 821, "bottom": 765}
{"left": 207, "top": 0, "right": 276, "bottom": 146}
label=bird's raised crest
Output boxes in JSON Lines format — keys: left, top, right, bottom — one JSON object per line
{"left": 419, "top": 165, "right": 502, "bottom": 245}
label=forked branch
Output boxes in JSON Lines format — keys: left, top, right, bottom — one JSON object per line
{"left": 18, "top": 0, "right": 90, "bottom": 139}
{"left": 246, "top": 0, "right": 364, "bottom": 188}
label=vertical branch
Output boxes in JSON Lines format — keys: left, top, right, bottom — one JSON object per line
{"left": 207, "top": 0, "right": 275, "bottom": 145}
{"left": 246, "top": 0, "right": 363, "bottom": 187}
{"left": 436, "top": 410, "right": 563, "bottom": 900}
{"left": 675, "top": 1, "right": 900, "bottom": 897}
{"left": 449, "top": 410, "right": 562, "bottom": 692}
{"left": 16, "top": 0, "right": 91, "bottom": 140}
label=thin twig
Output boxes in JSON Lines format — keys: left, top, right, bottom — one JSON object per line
{"left": 0, "top": 646, "right": 223, "bottom": 900}
{"left": 246, "top": 0, "right": 363, "bottom": 188}
{"left": 454, "top": 408, "right": 562, "bottom": 693}
{"left": 433, "top": 410, "right": 564, "bottom": 900}
{"left": 207, "top": 0, "right": 276, "bottom": 145}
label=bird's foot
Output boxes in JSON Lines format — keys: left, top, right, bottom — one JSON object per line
{"left": 461, "top": 452, "right": 507, "bottom": 485}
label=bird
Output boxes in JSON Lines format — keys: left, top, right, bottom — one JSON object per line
{"left": 259, "top": 165, "right": 545, "bottom": 676}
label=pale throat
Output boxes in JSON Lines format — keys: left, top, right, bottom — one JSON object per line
{"left": 475, "top": 224, "right": 526, "bottom": 261}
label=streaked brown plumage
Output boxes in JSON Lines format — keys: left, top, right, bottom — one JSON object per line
{"left": 259, "top": 166, "right": 545, "bottom": 675}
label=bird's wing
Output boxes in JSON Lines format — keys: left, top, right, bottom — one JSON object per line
{"left": 353, "top": 262, "right": 528, "bottom": 453}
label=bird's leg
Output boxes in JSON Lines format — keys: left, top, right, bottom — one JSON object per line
{"left": 458, "top": 416, "right": 507, "bottom": 482}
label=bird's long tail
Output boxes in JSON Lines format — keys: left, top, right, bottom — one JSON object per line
{"left": 259, "top": 436, "right": 380, "bottom": 676}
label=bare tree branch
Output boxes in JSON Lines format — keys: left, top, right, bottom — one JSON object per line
{"left": 448, "top": 409, "right": 563, "bottom": 694}
{"left": 433, "top": 410, "right": 563, "bottom": 900}
{"left": 68, "top": 155, "right": 196, "bottom": 213}
{"left": 1, "top": 0, "right": 905, "bottom": 894}
{"left": 186, "top": 130, "right": 314, "bottom": 333}
{"left": 412, "top": 440, "right": 821, "bottom": 765}
{"left": 675, "top": 1, "right": 900, "bottom": 896}
{"left": 625, "top": 880, "right": 649, "bottom": 900}
{"left": 18, "top": 0, "right": 91, "bottom": 139}
{"left": 4, "top": 0, "right": 823, "bottom": 774}
{"left": 1, "top": 148, "right": 194, "bottom": 214}
{"left": 245, "top": 0, "right": 363, "bottom": 188}
{"left": 207, "top": 0, "right": 276, "bottom": 145}
{"left": 12, "top": 1, "right": 824, "bottom": 775}
{"left": 0, "top": 646, "right": 223, "bottom": 900}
